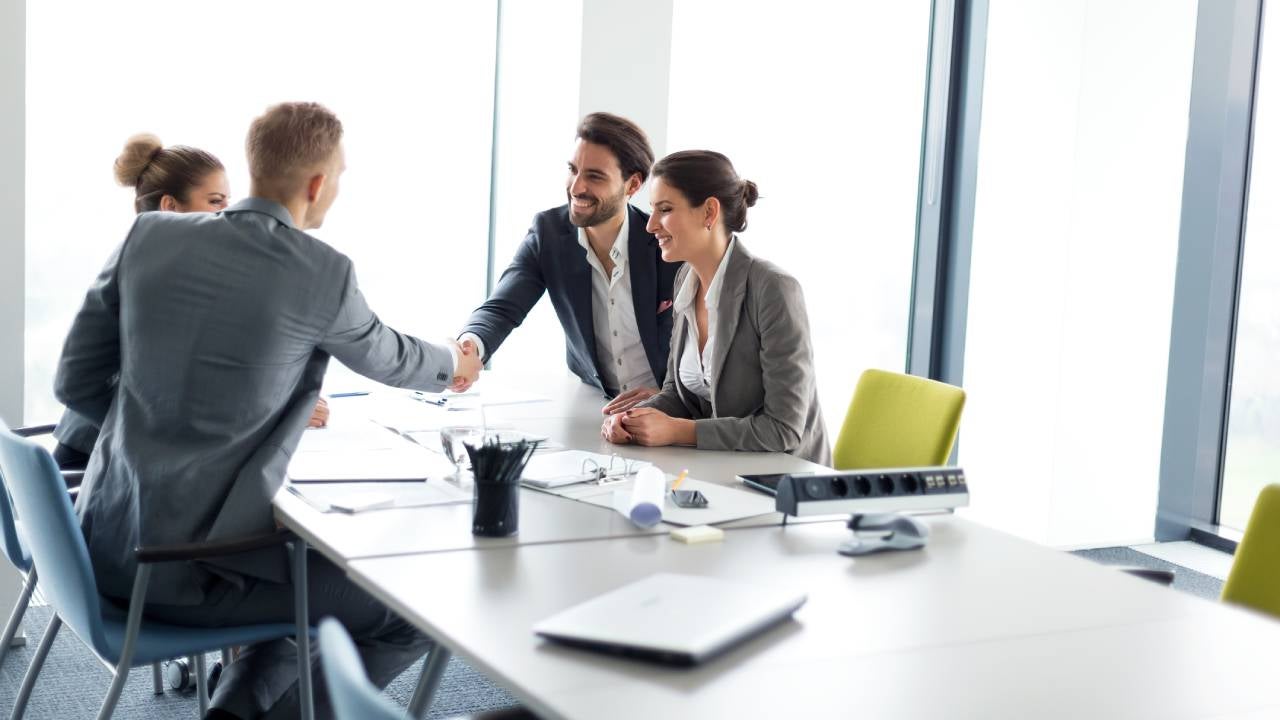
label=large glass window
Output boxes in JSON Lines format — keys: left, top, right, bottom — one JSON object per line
{"left": 1220, "top": 7, "right": 1280, "bottom": 531}
{"left": 24, "top": 1, "right": 498, "bottom": 422}
{"left": 483, "top": 0, "right": 585, "bottom": 379}
{"left": 665, "top": 0, "right": 933, "bottom": 434}
{"left": 960, "top": 0, "right": 1197, "bottom": 545}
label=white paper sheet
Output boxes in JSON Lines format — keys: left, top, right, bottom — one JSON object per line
{"left": 286, "top": 480, "right": 471, "bottom": 512}
{"left": 288, "top": 437, "right": 456, "bottom": 482}
{"left": 562, "top": 475, "right": 775, "bottom": 527}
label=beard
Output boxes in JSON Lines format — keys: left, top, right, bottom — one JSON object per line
{"left": 567, "top": 187, "right": 627, "bottom": 228}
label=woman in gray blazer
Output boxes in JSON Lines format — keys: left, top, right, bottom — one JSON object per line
{"left": 601, "top": 150, "right": 830, "bottom": 465}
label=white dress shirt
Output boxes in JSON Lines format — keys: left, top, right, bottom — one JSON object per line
{"left": 676, "top": 238, "right": 737, "bottom": 402}
{"left": 577, "top": 209, "right": 657, "bottom": 394}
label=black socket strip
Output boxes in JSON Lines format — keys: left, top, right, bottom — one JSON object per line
{"left": 775, "top": 467, "right": 968, "bottom": 517}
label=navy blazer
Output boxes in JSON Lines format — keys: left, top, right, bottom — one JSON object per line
{"left": 462, "top": 204, "right": 681, "bottom": 393}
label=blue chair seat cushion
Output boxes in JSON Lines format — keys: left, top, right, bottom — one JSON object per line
{"left": 97, "top": 602, "right": 306, "bottom": 666}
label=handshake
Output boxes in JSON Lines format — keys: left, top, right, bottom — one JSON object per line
{"left": 449, "top": 338, "right": 483, "bottom": 392}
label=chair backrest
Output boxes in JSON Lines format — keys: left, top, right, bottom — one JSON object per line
{"left": 319, "top": 618, "right": 405, "bottom": 720}
{"left": 832, "top": 369, "right": 967, "bottom": 471}
{"left": 1222, "top": 484, "right": 1280, "bottom": 620}
{"left": 0, "top": 425, "right": 32, "bottom": 572}
{"left": 0, "top": 420, "right": 110, "bottom": 651}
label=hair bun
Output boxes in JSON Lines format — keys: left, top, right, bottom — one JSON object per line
{"left": 114, "top": 133, "right": 164, "bottom": 187}
{"left": 740, "top": 179, "right": 759, "bottom": 208}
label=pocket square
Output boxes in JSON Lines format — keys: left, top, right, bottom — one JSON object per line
{"left": 657, "top": 300, "right": 673, "bottom": 314}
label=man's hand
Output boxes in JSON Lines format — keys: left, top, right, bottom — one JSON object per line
{"left": 308, "top": 397, "right": 330, "bottom": 428}
{"left": 450, "top": 338, "right": 482, "bottom": 393}
{"left": 601, "top": 412, "right": 632, "bottom": 444}
{"left": 602, "top": 387, "right": 658, "bottom": 415}
{"left": 619, "top": 407, "right": 695, "bottom": 447}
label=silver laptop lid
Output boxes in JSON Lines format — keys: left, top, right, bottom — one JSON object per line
{"left": 533, "top": 573, "right": 807, "bottom": 665}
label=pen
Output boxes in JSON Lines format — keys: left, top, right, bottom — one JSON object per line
{"left": 328, "top": 391, "right": 370, "bottom": 398}
{"left": 410, "top": 392, "right": 448, "bottom": 407}
{"left": 671, "top": 469, "right": 689, "bottom": 491}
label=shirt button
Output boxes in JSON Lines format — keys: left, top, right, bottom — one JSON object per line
{"left": 613, "top": 330, "right": 618, "bottom": 336}
{"left": 610, "top": 299, "right": 614, "bottom": 305}
{"left": 623, "top": 385, "right": 628, "bottom": 391}
{"left": 617, "top": 359, "right": 623, "bottom": 366}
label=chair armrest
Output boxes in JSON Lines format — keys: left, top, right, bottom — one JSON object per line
{"left": 14, "top": 424, "right": 57, "bottom": 438}
{"left": 1116, "top": 566, "right": 1176, "bottom": 586}
{"left": 135, "top": 528, "right": 295, "bottom": 564}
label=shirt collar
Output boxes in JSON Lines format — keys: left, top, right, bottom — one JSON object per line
{"left": 225, "top": 197, "right": 298, "bottom": 229}
{"left": 576, "top": 205, "right": 630, "bottom": 267}
{"left": 673, "top": 236, "right": 737, "bottom": 314}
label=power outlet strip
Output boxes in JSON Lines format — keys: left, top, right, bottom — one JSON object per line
{"left": 776, "top": 467, "right": 968, "bottom": 517}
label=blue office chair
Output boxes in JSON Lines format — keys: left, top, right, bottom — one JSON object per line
{"left": 0, "top": 420, "right": 313, "bottom": 719}
{"left": 319, "top": 617, "right": 405, "bottom": 720}
{"left": 0, "top": 446, "right": 35, "bottom": 669}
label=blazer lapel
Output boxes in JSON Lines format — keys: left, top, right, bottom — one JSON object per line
{"left": 708, "top": 240, "right": 752, "bottom": 412}
{"left": 626, "top": 205, "right": 663, "bottom": 383}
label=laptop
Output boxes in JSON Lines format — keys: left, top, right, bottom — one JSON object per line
{"left": 533, "top": 573, "right": 807, "bottom": 666}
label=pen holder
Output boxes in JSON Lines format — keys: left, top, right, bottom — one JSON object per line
{"left": 465, "top": 438, "right": 537, "bottom": 537}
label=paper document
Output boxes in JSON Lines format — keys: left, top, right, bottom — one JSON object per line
{"left": 294, "top": 418, "right": 403, "bottom": 455}
{"left": 576, "top": 476, "right": 775, "bottom": 527}
{"left": 286, "top": 480, "right": 471, "bottom": 512}
{"left": 520, "top": 450, "right": 651, "bottom": 489}
{"left": 289, "top": 421, "right": 456, "bottom": 482}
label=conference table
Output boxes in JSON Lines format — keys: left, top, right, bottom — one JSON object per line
{"left": 275, "top": 372, "right": 1280, "bottom": 719}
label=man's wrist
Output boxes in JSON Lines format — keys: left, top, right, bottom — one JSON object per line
{"left": 458, "top": 332, "right": 487, "bottom": 362}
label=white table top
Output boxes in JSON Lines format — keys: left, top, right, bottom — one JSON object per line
{"left": 347, "top": 516, "right": 1280, "bottom": 720}
{"left": 274, "top": 372, "right": 828, "bottom": 561}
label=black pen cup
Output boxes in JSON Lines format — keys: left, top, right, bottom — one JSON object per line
{"left": 465, "top": 438, "right": 537, "bottom": 538}
{"left": 472, "top": 479, "right": 520, "bottom": 537}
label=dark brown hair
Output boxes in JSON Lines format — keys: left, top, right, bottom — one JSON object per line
{"left": 246, "top": 102, "right": 344, "bottom": 189}
{"left": 576, "top": 112, "right": 655, "bottom": 184}
{"left": 115, "top": 133, "right": 224, "bottom": 213}
{"left": 651, "top": 150, "right": 759, "bottom": 233}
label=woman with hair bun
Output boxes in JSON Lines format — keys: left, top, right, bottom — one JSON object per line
{"left": 113, "top": 132, "right": 230, "bottom": 213}
{"left": 51, "top": 134, "right": 327, "bottom": 470}
{"left": 601, "top": 150, "right": 830, "bottom": 464}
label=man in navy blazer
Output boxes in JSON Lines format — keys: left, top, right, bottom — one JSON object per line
{"left": 459, "top": 113, "right": 681, "bottom": 409}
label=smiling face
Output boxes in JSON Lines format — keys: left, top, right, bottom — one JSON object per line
{"left": 645, "top": 176, "right": 712, "bottom": 264}
{"left": 566, "top": 139, "right": 635, "bottom": 228}
{"left": 171, "top": 169, "right": 230, "bottom": 212}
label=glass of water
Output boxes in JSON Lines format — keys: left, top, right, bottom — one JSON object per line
{"left": 440, "top": 425, "right": 485, "bottom": 479}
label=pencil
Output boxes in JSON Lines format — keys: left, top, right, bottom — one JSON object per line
{"left": 671, "top": 469, "right": 689, "bottom": 491}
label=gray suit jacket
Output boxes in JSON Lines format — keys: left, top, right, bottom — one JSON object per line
{"left": 638, "top": 240, "right": 831, "bottom": 466}
{"left": 56, "top": 198, "right": 456, "bottom": 605}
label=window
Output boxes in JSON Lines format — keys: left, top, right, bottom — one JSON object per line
{"left": 24, "top": 1, "right": 498, "bottom": 421}
{"left": 483, "top": 0, "right": 585, "bottom": 379}
{"left": 959, "top": 0, "right": 1197, "bottom": 545}
{"left": 665, "top": 0, "right": 933, "bottom": 434}
{"left": 1220, "top": 6, "right": 1280, "bottom": 531}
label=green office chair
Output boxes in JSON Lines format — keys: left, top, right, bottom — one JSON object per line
{"left": 1221, "top": 484, "right": 1280, "bottom": 620}
{"left": 832, "top": 369, "right": 966, "bottom": 470}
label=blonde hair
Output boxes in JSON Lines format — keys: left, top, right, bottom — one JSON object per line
{"left": 115, "top": 133, "right": 224, "bottom": 213}
{"left": 246, "top": 102, "right": 343, "bottom": 191}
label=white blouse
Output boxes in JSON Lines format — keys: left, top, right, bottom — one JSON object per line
{"left": 674, "top": 239, "right": 736, "bottom": 403}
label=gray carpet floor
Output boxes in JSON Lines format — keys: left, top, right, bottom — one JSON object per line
{"left": 0, "top": 545, "right": 1226, "bottom": 719}
{"left": 1070, "top": 546, "right": 1224, "bottom": 600}
{"left": 0, "top": 606, "right": 517, "bottom": 719}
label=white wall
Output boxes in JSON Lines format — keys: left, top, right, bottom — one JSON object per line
{"left": 1, "top": 0, "right": 23, "bottom": 427}
{"left": 578, "top": 0, "right": 674, "bottom": 160}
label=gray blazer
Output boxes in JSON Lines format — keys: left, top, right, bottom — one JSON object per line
{"left": 56, "top": 198, "right": 456, "bottom": 605}
{"left": 638, "top": 240, "right": 831, "bottom": 466}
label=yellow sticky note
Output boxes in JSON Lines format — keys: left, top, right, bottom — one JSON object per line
{"left": 671, "top": 525, "right": 725, "bottom": 544}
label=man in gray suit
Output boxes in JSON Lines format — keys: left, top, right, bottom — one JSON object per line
{"left": 56, "top": 102, "right": 481, "bottom": 720}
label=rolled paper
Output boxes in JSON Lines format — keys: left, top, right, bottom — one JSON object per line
{"left": 613, "top": 465, "right": 666, "bottom": 528}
